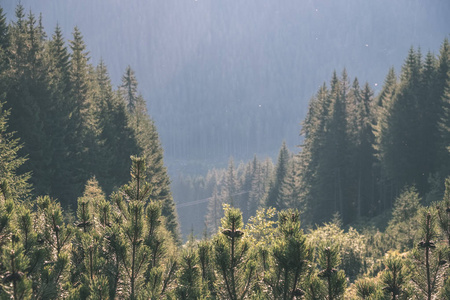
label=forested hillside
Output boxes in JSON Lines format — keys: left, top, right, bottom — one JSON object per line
{"left": 2, "top": 0, "right": 449, "bottom": 172}
{"left": 0, "top": 5, "right": 179, "bottom": 239}
{"left": 175, "top": 40, "right": 450, "bottom": 239}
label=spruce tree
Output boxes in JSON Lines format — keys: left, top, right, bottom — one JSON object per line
{"left": 68, "top": 26, "right": 98, "bottom": 200}
{"left": 94, "top": 60, "right": 137, "bottom": 195}
{"left": 46, "top": 24, "right": 77, "bottom": 203}
{"left": 265, "top": 141, "right": 290, "bottom": 210}
{"left": 0, "top": 102, "right": 31, "bottom": 200}
{"left": 438, "top": 39, "right": 450, "bottom": 175}
{"left": 120, "top": 67, "right": 180, "bottom": 241}
{"left": 5, "top": 5, "right": 53, "bottom": 197}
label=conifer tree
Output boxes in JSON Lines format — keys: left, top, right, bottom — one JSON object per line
{"left": 264, "top": 209, "right": 310, "bottom": 299}
{"left": 246, "top": 157, "right": 265, "bottom": 219}
{"left": 68, "top": 26, "right": 98, "bottom": 198}
{"left": 0, "top": 233, "right": 32, "bottom": 299}
{"left": 5, "top": 5, "right": 53, "bottom": 197}
{"left": 376, "top": 47, "right": 432, "bottom": 195}
{"left": 175, "top": 248, "right": 208, "bottom": 299}
{"left": 316, "top": 244, "right": 346, "bottom": 300}
{"left": 438, "top": 39, "right": 450, "bottom": 175}
{"left": 278, "top": 156, "right": 300, "bottom": 211}
{"left": 213, "top": 205, "right": 256, "bottom": 299}
{"left": 0, "top": 102, "right": 31, "bottom": 200}
{"left": 46, "top": 24, "right": 75, "bottom": 203}
{"left": 33, "top": 196, "right": 73, "bottom": 299}
{"left": 120, "top": 67, "right": 180, "bottom": 241}
{"left": 0, "top": 6, "right": 10, "bottom": 76}
{"left": 197, "top": 240, "right": 217, "bottom": 298}
{"left": 94, "top": 60, "right": 137, "bottom": 195}
{"left": 348, "top": 80, "right": 376, "bottom": 218}
{"left": 111, "top": 156, "right": 177, "bottom": 299}
{"left": 120, "top": 66, "right": 138, "bottom": 113}
{"left": 354, "top": 278, "right": 382, "bottom": 300}
{"left": 206, "top": 187, "right": 222, "bottom": 236}
{"left": 265, "top": 141, "right": 290, "bottom": 210}
{"left": 373, "top": 67, "right": 398, "bottom": 210}
{"left": 408, "top": 210, "right": 448, "bottom": 300}
{"left": 381, "top": 255, "right": 408, "bottom": 300}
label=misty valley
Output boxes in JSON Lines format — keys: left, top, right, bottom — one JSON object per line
{"left": 1, "top": 1, "right": 450, "bottom": 299}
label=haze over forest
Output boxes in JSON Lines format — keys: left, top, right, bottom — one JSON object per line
{"left": 3, "top": 0, "right": 449, "bottom": 173}
{"left": 2, "top": 1, "right": 450, "bottom": 298}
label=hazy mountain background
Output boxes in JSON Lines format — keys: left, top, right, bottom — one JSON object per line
{"left": 2, "top": 0, "right": 449, "bottom": 174}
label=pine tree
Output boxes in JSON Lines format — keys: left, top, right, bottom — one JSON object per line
{"left": 377, "top": 47, "right": 430, "bottom": 195}
{"left": 381, "top": 255, "right": 408, "bottom": 300}
{"left": 197, "top": 240, "right": 217, "bottom": 298}
{"left": 408, "top": 210, "right": 448, "bottom": 300}
{"left": 264, "top": 209, "right": 310, "bottom": 299}
{"left": 175, "top": 249, "right": 208, "bottom": 299}
{"left": 111, "top": 156, "right": 177, "bottom": 299}
{"left": 354, "top": 278, "right": 382, "bottom": 300}
{"left": 0, "top": 5, "right": 10, "bottom": 75}
{"left": 213, "top": 206, "right": 256, "bottom": 299}
{"left": 278, "top": 156, "right": 300, "bottom": 211}
{"left": 298, "top": 83, "right": 330, "bottom": 223}
{"left": 33, "top": 196, "right": 73, "bottom": 299}
{"left": 0, "top": 233, "right": 32, "bottom": 299}
{"left": 316, "top": 244, "right": 346, "bottom": 300}
{"left": 120, "top": 66, "right": 138, "bottom": 113}
{"left": 348, "top": 80, "right": 376, "bottom": 218}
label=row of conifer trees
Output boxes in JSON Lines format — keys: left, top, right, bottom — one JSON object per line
{"left": 0, "top": 5, "right": 179, "bottom": 239}
{"left": 190, "top": 38, "right": 450, "bottom": 230}
{"left": 1, "top": 151, "right": 450, "bottom": 299}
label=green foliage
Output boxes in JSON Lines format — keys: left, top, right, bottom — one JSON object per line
{"left": 381, "top": 254, "right": 409, "bottom": 300}
{"left": 245, "top": 207, "right": 277, "bottom": 248}
{"left": 407, "top": 210, "right": 448, "bottom": 299}
{"left": 265, "top": 141, "right": 291, "bottom": 210}
{"left": 0, "top": 102, "right": 31, "bottom": 201}
{"left": 0, "top": 235, "right": 32, "bottom": 300}
{"left": 354, "top": 278, "right": 382, "bottom": 300}
{"left": 175, "top": 248, "right": 208, "bottom": 299}
{"left": 316, "top": 244, "right": 346, "bottom": 300}
{"left": 385, "top": 186, "right": 422, "bottom": 251}
{"left": 264, "top": 209, "right": 310, "bottom": 299}
{"left": 213, "top": 205, "right": 256, "bottom": 299}
{"left": 307, "top": 221, "right": 366, "bottom": 281}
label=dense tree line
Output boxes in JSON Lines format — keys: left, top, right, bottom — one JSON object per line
{"left": 1, "top": 118, "right": 449, "bottom": 298}
{"left": 174, "top": 38, "right": 450, "bottom": 244}
{"left": 0, "top": 6, "right": 179, "bottom": 239}
{"left": 298, "top": 39, "right": 450, "bottom": 224}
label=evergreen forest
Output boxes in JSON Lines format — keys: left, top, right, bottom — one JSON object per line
{"left": 1, "top": 4, "right": 450, "bottom": 299}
